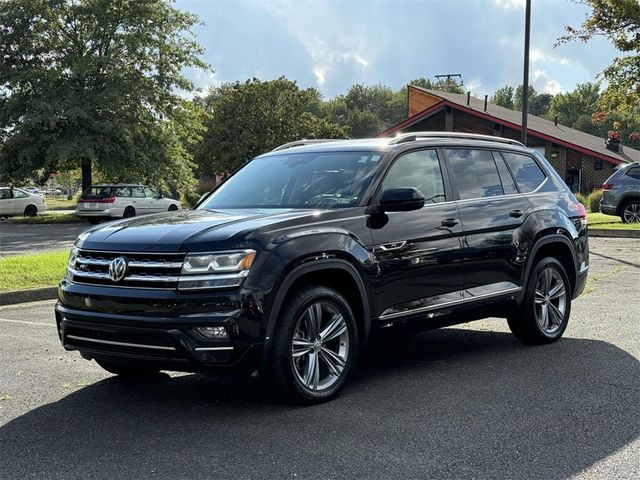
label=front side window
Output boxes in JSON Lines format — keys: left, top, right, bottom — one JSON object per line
{"left": 501, "top": 152, "right": 546, "bottom": 193}
{"left": 381, "top": 149, "right": 445, "bottom": 203}
{"left": 199, "top": 151, "right": 382, "bottom": 209}
{"left": 0, "top": 189, "right": 12, "bottom": 200}
{"left": 446, "top": 149, "right": 504, "bottom": 200}
{"left": 144, "top": 187, "right": 159, "bottom": 198}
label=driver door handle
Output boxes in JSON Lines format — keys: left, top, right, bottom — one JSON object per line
{"left": 441, "top": 218, "right": 460, "bottom": 228}
{"left": 509, "top": 209, "right": 524, "bottom": 218}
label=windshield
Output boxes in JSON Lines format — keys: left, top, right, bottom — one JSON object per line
{"left": 199, "top": 151, "right": 383, "bottom": 209}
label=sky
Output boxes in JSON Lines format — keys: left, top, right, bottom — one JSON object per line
{"left": 175, "top": 0, "right": 619, "bottom": 99}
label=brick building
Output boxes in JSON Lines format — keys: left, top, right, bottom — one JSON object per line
{"left": 379, "top": 86, "right": 640, "bottom": 194}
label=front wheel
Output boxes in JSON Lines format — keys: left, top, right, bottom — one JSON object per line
{"left": 621, "top": 200, "right": 640, "bottom": 223}
{"left": 507, "top": 257, "right": 571, "bottom": 344}
{"left": 269, "top": 285, "right": 358, "bottom": 403}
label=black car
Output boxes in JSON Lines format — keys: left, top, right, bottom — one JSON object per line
{"left": 55, "top": 132, "right": 589, "bottom": 402}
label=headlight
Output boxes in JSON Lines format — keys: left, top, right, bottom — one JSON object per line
{"left": 178, "top": 250, "right": 256, "bottom": 291}
{"left": 64, "top": 247, "right": 79, "bottom": 282}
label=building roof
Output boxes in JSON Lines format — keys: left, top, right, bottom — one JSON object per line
{"left": 381, "top": 86, "right": 639, "bottom": 165}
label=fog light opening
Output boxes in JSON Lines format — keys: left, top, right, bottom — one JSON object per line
{"left": 194, "top": 326, "right": 229, "bottom": 339}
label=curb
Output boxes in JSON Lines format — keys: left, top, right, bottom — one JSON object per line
{"left": 0, "top": 287, "right": 58, "bottom": 306}
{"left": 589, "top": 228, "right": 640, "bottom": 239}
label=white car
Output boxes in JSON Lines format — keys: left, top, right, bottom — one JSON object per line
{"left": 0, "top": 187, "right": 47, "bottom": 217}
{"left": 75, "top": 184, "right": 181, "bottom": 224}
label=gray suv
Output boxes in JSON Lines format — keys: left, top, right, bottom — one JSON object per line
{"left": 600, "top": 162, "right": 640, "bottom": 223}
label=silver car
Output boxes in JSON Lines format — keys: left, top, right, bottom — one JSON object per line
{"left": 600, "top": 162, "right": 640, "bottom": 223}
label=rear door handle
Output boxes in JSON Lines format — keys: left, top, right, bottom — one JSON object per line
{"left": 441, "top": 218, "right": 460, "bottom": 228}
{"left": 509, "top": 209, "right": 524, "bottom": 218}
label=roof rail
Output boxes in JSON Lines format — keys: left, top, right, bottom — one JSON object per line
{"left": 271, "top": 139, "right": 343, "bottom": 152}
{"left": 387, "top": 131, "right": 525, "bottom": 147}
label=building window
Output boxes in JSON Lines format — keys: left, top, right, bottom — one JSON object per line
{"left": 594, "top": 160, "right": 603, "bottom": 170}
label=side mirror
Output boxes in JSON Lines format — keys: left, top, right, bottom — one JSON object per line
{"left": 377, "top": 187, "right": 425, "bottom": 213}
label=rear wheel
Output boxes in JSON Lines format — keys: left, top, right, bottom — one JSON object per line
{"left": 168, "top": 204, "right": 178, "bottom": 212}
{"left": 621, "top": 200, "right": 640, "bottom": 223}
{"left": 507, "top": 257, "right": 571, "bottom": 344}
{"left": 96, "top": 360, "right": 160, "bottom": 378}
{"left": 123, "top": 207, "right": 135, "bottom": 218}
{"left": 269, "top": 285, "right": 358, "bottom": 403}
{"left": 23, "top": 205, "right": 37, "bottom": 217}
{"left": 87, "top": 217, "right": 101, "bottom": 225}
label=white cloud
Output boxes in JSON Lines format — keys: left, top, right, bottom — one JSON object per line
{"left": 543, "top": 79, "right": 563, "bottom": 95}
{"left": 466, "top": 77, "right": 483, "bottom": 93}
{"left": 530, "top": 47, "right": 572, "bottom": 66}
{"left": 260, "top": 2, "right": 372, "bottom": 91}
{"left": 492, "top": 0, "right": 526, "bottom": 9}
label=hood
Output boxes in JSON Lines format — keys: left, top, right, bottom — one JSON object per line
{"left": 77, "top": 208, "right": 324, "bottom": 252}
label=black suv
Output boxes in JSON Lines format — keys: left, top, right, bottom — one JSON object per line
{"left": 56, "top": 132, "right": 589, "bottom": 402}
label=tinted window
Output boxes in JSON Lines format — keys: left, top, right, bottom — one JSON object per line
{"left": 625, "top": 166, "right": 640, "bottom": 180}
{"left": 200, "top": 152, "right": 382, "bottom": 209}
{"left": 492, "top": 152, "right": 519, "bottom": 194}
{"left": 81, "top": 186, "right": 113, "bottom": 199}
{"left": 0, "top": 189, "right": 11, "bottom": 200}
{"left": 502, "top": 152, "right": 546, "bottom": 193}
{"left": 446, "top": 149, "right": 503, "bottom": 200}
{"left": 382, "top": 149, "right": 445, "bottom": 203}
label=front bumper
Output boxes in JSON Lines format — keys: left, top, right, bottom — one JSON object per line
{"left": 55, "top": 281, "right": 268, "bottom": 372}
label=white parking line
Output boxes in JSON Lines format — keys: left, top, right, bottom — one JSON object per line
{"left": 0, "top": 318, "right": 55, "bottom": 327}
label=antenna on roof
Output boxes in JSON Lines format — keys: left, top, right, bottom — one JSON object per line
{"left": 434, "top": 73, "right": 463, "bottom": 92}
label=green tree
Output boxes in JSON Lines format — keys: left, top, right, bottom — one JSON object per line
{"left": 0, "top": 0, "right": 207, "bottom": 191}
{"left": 548, "top": 82, "right": 601, "bottom": 127}
{"left": 195, "top": 77, "right": 347, "bottom": 176}
{"left": 490, "top": 86, "right": 515, "bottom": 109}
{"left": 559, "top": 0, "right": 640, "bottom": 114}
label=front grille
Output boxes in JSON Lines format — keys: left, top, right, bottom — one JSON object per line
{"left": 64, "top": 324, "right": 185, "bottom": 360}
{"left": 70, "top": 249, "right": 185, "bottom": 289}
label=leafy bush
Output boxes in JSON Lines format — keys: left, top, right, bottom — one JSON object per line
{"left": 588, "top": 189, "right": 603, "bottom": 213}
{"left": 575, "top": 192, "right": 588, "bottom": 208}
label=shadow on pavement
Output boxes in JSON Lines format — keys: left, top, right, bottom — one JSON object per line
{"left": 1, "top": 328, "right": 638, "bottom": 479}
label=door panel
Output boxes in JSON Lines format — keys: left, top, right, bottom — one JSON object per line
{"left": 368, "top": 148, "right": 463, "bottom": 319}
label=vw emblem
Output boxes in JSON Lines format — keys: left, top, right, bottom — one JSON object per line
{"left": 108, "top": 257, "right": 128, "bottom": 282}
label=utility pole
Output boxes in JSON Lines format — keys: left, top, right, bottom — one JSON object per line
{"left": 521, "top": 0, "right": 532, "bottom": 145}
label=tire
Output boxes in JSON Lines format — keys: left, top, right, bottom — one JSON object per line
{"left": 168, "top": 204, "right": 178, "bottom": 212}
{"left": 23, "top": 205, "right": 38, "bottom": 217}
{"left": 123, "top": 207, "right": 135, "bottom": 218}
{"left": 507, "top": 257, "right": 571, "bottom": 344}
{"left": 620, "top": 199, "right": 640, "bottom": 223}
{"left": 87, "top": 217, "right": 101, "bottom": 225}
{"left": 96, "top": 360, "right": 160, "bottom": 378}
{"left": 268, "top": 285, "right": 358, "bottom": 403}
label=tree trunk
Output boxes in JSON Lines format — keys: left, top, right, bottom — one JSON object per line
{"left": 81, "top": 158, "right": 92, "bottom": 192}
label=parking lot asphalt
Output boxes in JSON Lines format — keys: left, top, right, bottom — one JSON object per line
{"left": 0, "top": 222, "right": 88, "bottom": 256}
{"left": 0, "top": 238, "right": 638, "bottom": 479}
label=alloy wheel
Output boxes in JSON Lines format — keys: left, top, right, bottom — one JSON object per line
{"left": 291, "top": 301, "right": 350, "bottom": 392}
{"left": 623, "top": 202, "right": 640, "bottom": 223}
{"left": 534, "top": 267, "right": 567, "bottom": 334}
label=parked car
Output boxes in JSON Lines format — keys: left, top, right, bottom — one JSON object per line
{"left": 600, "top": 162, "right": 640, "bottom": 223}
{"left": 45, "top": 188, "right": 63, "bottom": 196}
{"left": 23, "top": 187, "right": 45, "bottom": 196}
{"left": 75, "top": 184, "right": 181, "bottom": 224}
{"left": 56, "top": 133, "right": 589, "bottom": 403}
{"left": 0, "top": 187, "right": 47, "bottom": 217}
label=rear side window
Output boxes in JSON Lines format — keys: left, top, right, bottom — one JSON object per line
{"left": 625, "top": 166, "right": 640, "bottom": 179}
{"left": 382, "top": 149, "right": 446, "bottom": 203}
{"left": 492, "top": 152, "right": 519, "bottom": 195}
{"left": 501, "top": 152, "right": 546, "bottom": 193}
{"left": 445, "top": 149, "right": 503, "bottom": 200}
